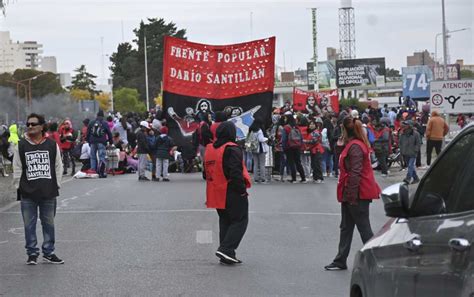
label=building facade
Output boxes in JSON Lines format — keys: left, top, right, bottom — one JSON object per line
{"left": 0, "top": 31, "right": 47, "bottom": 73}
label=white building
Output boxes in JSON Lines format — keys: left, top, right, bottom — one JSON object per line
{"left": 0, "top": 31, "right": 45, "bottom": 73}
{"left": 41, "top": 56, "right": 57, "bottom": 73}
{"left": 58, "top": 73, "right": 72, "bottom": 88}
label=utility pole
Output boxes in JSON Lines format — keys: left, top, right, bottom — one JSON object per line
{"left": 144, "top": 34, "right": 150, "bottom": 111}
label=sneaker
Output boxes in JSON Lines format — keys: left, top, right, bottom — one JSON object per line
{"left": 162, "top": 178, "right": 170, "bottom": 182}
{"left": 381, "top": 174, "right": 387, "bottom": 177}
{"left": 286, "top": 179, "right": 295, "bottom": 183}
{"left": 403, "top": 178, "right": 411, "bottom": 184}
{"left": 152, "top": 177, "right": 160, "bottom": 182}
{"left": 219, "top": 258, "right": 236, "bottom": 265}
{"left": 329, "top": 173, "right": 334, "bottom": 178}
{"left": 411, "top": 178, "right": 420, "bottom": 184}
{"left": 215, "top": 251, "right": 241, "bottom": 264}
{"left": 300, "top": 180, "right": 308, "bottom": 184}
{"left": 315, "top": 179, "right": 324, "bottom": 184}
{"left": 324, "top": 262, "right": 347, "bottom": 271}
{"left": 26, "top": 255, "right": 38, "bottom": 265}
{"left": 138, "top": 176, "right": 150, "bottom": 181}
{"left": 43, "top": 254, "right": 64, "bottom": 264}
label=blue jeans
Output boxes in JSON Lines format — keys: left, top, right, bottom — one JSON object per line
{"left": 21, "top": 198, "right": 57, "bottom": 256}
{"left": 321, "top": 148, "right": 334, "bottom": 175}
{"left": 405, "top": 156, "right": 419, "bottom": 181}
{"left": 90, "top": 143, "right": 106, "bottom": 172}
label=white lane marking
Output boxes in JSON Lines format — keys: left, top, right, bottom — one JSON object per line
{"left": 196, "top": 230, "right": 213, "bottom": 244}
{"left": 0, "top": 240, "right": 8, "bottom": 244}
{"left": 1, "top": 209, "right": 339, "bottom": 216}
{"left": 58, "top": 196, "right": 78, "bottom": 209}
{"left": 84, "top": 188, "right": 99, "bottom": 196}
{"left": 8, "top": 227, "right": 23, "bottom": 235}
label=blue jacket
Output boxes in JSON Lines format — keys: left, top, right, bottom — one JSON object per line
{"left": 155, "top": 135, "right": 174, "bottom": 159}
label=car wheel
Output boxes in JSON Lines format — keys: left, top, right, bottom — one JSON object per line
{"left": 350, "top": 284, "right": 363, "bottom": 297}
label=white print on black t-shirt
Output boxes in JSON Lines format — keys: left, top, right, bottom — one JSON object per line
{"left": 25, "top": 150, "right": 51, "bottom": 180}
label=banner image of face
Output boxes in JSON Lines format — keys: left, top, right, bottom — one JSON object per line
{"left": 292, "top": 88, "right": 339, "bottom": 114}
{"left": 335, "top": 58, "right": 386, "bottom": 88}
{"left": 162, "top": 36, "right": 275, "bottom": 146}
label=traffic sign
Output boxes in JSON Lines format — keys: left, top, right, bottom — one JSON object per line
{"left": 430, "top": 80, "right": 474, "bottom": 114}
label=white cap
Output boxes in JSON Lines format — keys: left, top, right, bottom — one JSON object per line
{"left": 140, "top": 121, "right": 149, "bottom": 128}
{"left": 351, "top": 110, "right": 359, "bottom": 118}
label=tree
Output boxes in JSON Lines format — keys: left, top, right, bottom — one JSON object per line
{"left": 0, "top": 69, "right": 63, "bottom": 99}
{"left": 386, "top": 68, "right": 401, "bottom": 77}
{"left": 70, "top": 89, "right": 92, "bottom": 101}
{"left": 113, "top": 87, "right": 146, "bottom": 113}
{"left": 461, "top": 69, "right": 474, "bottom": 79}
{"left": 95, "top": 92, "right": 111, "bottom": 111}
{"left": 110, "top": 18, "right": 186, "bottom": 103}
{"left": 70, "top": 65, "right": 98, "bottom": 96}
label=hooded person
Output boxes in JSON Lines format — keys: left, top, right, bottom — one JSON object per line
{"left": 204, "top": 121, "right": 251, "bottom": 265}
{"left": 8, "top": 123, "right": 20, "bottom": 145}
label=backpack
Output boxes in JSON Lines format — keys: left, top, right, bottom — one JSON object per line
{"left": 245, "top": 131, "right": 259, "bottom": 153}
{"left": 366, "top": 127, "right": 375, "bottom": 145}
{"left": 287, "top": 127, "right": 303, "bottom": 149}
{"left": 91, "top": 121, "right": 105, "bottom": 138}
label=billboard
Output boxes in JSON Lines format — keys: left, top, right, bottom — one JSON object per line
{"left": 162, "top": 36, "right": 275, "bottom": 144}
{"left": 403, "top": 64, "right": 461, "bottom": 100}
{"left": 335, "top": 58, "right": 386, "bottom": 88}
{"left": 402, "top": 65, "right": 433, "bottom": 99}
{"left": 430, "top": 80, "right": 474, "bottom": 114}
{"left": 293, "top": 88, "right": 339, "bottom": 114}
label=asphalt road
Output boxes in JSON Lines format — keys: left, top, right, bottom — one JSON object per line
{"left": 0, "top": 168, "right": 419, "bottom": 297}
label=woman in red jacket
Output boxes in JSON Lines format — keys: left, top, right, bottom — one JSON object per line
{"left": 324, "top": 117, "right": 381, "bottom": 271}
{"left": 304, "top": 120, "right": 324, "bottom": 183}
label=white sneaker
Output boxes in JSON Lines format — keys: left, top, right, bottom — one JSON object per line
{"left": 381, "top": 174, "right": 387, "bottom": 177}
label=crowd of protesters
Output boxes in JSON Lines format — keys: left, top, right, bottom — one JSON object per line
{"left": 0, "top": 97, "right": 464, "bottom": 186}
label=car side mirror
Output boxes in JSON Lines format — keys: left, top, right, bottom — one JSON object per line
{"left": 381, "top": 183, "right": 410, "bottom": 218}
{"left": 409, "top": 192, "right": 447, "bottom": 217}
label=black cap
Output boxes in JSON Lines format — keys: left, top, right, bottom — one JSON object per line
{"left": 97, "top": 110, "right": 104, "bottom": 117}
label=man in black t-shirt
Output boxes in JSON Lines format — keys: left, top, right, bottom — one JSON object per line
{"left": 13, "top": 113, "right": 64, "bottom": 265}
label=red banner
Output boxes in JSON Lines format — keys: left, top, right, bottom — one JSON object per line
{"left": 293, "top": 88, "right": 340, "bottom": 114}
{"left": 163, "top": 36, "right": 276, "bottom": 99}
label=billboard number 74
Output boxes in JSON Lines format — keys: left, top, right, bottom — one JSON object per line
{"left": 402, "top": 66, "right": 433, "bottom": 99}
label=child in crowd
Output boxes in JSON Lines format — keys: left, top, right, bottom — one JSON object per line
{"left": 155, "top": 126, "right": 176, "bottom": 181}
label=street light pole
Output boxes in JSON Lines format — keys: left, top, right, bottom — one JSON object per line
{"left": 441, "top": 0, "right": 448, "bottom": 81}
{"left": 434, "top": 28, "right": 469, "bottom": 63}
{"left": 6, "top": 80, "right": 27, "bottom": 122}
{"left": 144, "top": 35, "right": 150, "bottom": 111}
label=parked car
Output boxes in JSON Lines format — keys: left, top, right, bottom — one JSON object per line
{"left": 350, "top": 123, "right": 474, "bottom": 297}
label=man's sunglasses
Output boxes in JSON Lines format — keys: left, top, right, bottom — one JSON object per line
{"left": 26, "top": 122, "right": 41, "bottom": 127}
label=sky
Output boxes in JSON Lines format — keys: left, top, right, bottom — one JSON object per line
{"left": 1, "top": 0, "right": 472, "bottom": 83}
